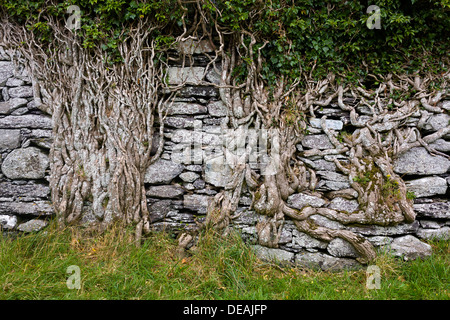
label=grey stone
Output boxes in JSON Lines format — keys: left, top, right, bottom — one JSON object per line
{"left": 193, "top": 179, "right": 206, "bottom": 189}
{"left": 0, "top": 98, "right": 28, "bottom": 114}
{"left": 309, "top": 214, "right": 345, "bottom": 230}
{"left": 11, "top": 107, "right": 29, "bottom": 116}
{"left": 144, "top": 159, "right": 184, "bottom": 184}
{"left": 0, "top": 201, "right": 53, "bottom": 216}
{"left": 309, "top": 118, "right": 343, "bottom": 131}
{"left": 205, "top": 67, "right": 221, "bottom": 85}
{"left": 0, "top": 61, "right": 14, "bottom": 86}
{"left": 8, "top": 86, "right": 33, "bottom": 98}
{"left": 0, "top": 114, "right": 52, "bottom": 129}
{"left": 317, "top": 180, "right": 351, "bottom": 191}
{"left": 207, "top": 100, "right": 228, "bottom": 117}
{"left": 1, "top": 147, "right": 49, "bottom": 179}
{"left": 5, "top": 78, "right": 25, "bottom": 87}
{"left": 166, "top": 102, "right": 207, "bottom": 115}
{"left": 301, "top": 158, "right": 337, "bottom": 171}
{"left": 429, "top": 139, "right": 450, "bottom": 152}
{"left": 233, "top": 210, "right": 259, "bottom": 225}
{"left": 419, "top": 114, "right": 450, "bottom": 132}
{"left": 2, "top": 87, "right": 9, "bottom": 101}
{"left": 287, "top": 193, "right": 327, "bottom": 210}
{"left": 204, "top": 155, "right": 232, "bottom": 187}
{"left": 393, "top": 147, "right": 450, "bottom": 175}
{"left": 295, "top": 252, "right": 361, "bottom": 271}
{"left": 301, "top": 134, "right": 334, "bottom": 150}
{"left": 416, "top": 227, "right": 450, "bottom": 240}
{"left": 278, "top": 228, "right": 293, "bottom": 244}
{"left": 328, "top": 197, "right": 359, "bottom": 213}
{"left": 419, "top": 220, "right": 442, "bottom": 229}
{"left": 178, "top": 86, "right": 219, "bottom": 98}
{"left": 0, "top": 129, "right": 21, "bottom": 150}
{"left": 183, "top": 194, "right": 211, "bottom": 213}
{"left": 327, "top": 238, "right": 359, "bottom": 258}
{"left": 185, "top": 164, "right": 203, "bottom": 172}
{"left": 367, "top": 236, "right": 393, "bottom": 247}
{"left": 0, "top": 214, "right": 17, "bottom": 230}
{"left": 252, "top": 245, "right": 294, "bottom": 264}
{"left": 440, "top": 100, "right": 450, "bottom": 111}
{"left": 405, "top": 176, "right": 447, "bottom": 198}
{"left": 413, "top": 201, "right": 449, "bottom": 219}
{"left": 347, "top": 221, "right": 420, "bottom": 236}
{"left": 316, "top": 171, "right": 349, "bottom": 182}
{"left": 17, "top": 219, "right": 48, "bottom": 232}
{"left": 177, "top": 39, "right": 214, "bottom": 55}
{"left": 179, "top": 171, "right": 200, "bottom": 182}
{"left": 164, "top": 117, "right": 199, "bottom": 129}
{"left": 171, "top": 129, "right": 221, "bottom": 146}
{"left": 292, "top": 229, "right": 327, "bottom": 249}
{"left": 183, "top": 183, "right": 195, "bottom": 191}
{"left": 386, "top": 235, "right": 432, "bottom": 261}
{"left": 148, "top": 200, "right": 176, "bottom": 223}
{"left": 146, "top": 185, "right": 185, "bottom": 199}
{"left": 0, "top": 182, "right": 49, "bottom": 198}
{"left": 167, "top": 67, "right": 205, "bottom": 85}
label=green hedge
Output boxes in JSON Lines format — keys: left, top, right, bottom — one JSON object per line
{"left": 1, "top": 0, "right": 449, "bottom": 85}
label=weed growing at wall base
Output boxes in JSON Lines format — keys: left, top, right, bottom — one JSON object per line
{"left": 0, "top": 221, "right": 448, "bottom": 300}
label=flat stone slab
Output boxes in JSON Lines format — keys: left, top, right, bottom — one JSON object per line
{"left": 347, "top": 221, "right": 420, "bottom": 236}
{"left": 0, "top": 181, "right": 50, "bottom": 198}
{"left": 146, "top": 185, "right": 185, "bottom": 199}
{"left": 386, "top": 235, "right": 432, "bottom": 261}
{"left": 1, "top": 147, "right": 49, "bottom": 179}
{"left": 295, "top": 251, "right": 362, "bottom": 271}
{"left": 167, "top": 67, "right": 205, "bottom": 85}
{"left": 0, "top": 98, "right": 28, "bottom": 115}
{"left": 301, "top": 134, "right": 334, "bottom": 150}
{"left": 287, "top": 193, "right": 327, "bottom": 210}
{"left": 413, "top": 201, "right": 449, "bottom": 219}
{"left": 17, "top": 219, "right": 48, "bottom": 232}
{"left": 144, "top": 159, "right": 184, "bottom": 184}
{"left": 394, "top": 147, "right": 450, "bottom": 175}
{"left": 405, "top": 176, "right": 447, "bottom": 198}
{"left": 166, "top": 102, "right": 208, "bottom": 115}
{"left": 416, "top": 227, "right": 450, "bottom": 240}
{"left": 292, "top": 229, "right": 328, "bottom": 249}
{"left": 309, "top": 118, "right": 343, "bottom": 131}
{"left": 0, "top": 114, "right": 52, "bottom": 129}
{"left": 252, "top": 245, "right": 294, "bottom": 265}
{"left": 0, "top": 201, "right": 53, "bottom": 216}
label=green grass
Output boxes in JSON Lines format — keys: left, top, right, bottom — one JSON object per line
{"left": 0, "top": 221, "right": 448, "bottom": 300}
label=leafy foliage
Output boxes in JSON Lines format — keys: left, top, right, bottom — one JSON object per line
{"left": 1, "top": 0, "right": 449, "bottom": 84}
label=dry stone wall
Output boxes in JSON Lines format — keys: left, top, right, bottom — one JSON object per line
{"left": 0, "top": 43, "right": 449, "bottom": 270}
{"left": 0, "top": 47, "right": 53, "bottom": 235}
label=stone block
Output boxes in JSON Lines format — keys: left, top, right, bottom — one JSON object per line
{"left": 1, "top": 147, "right": 49, "bottom": 179}
{"left": 394, "top": 147, "right": 450, "bottom": 175}
{"left": 144, "top": 159, "right": 184, "bottom": 184}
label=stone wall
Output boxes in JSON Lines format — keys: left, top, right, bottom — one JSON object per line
{"left": 0, "top": 47, "right": 52, "bottom": 235}
{"left": 0, "top": 42, "right": 449, "bottom": 270}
